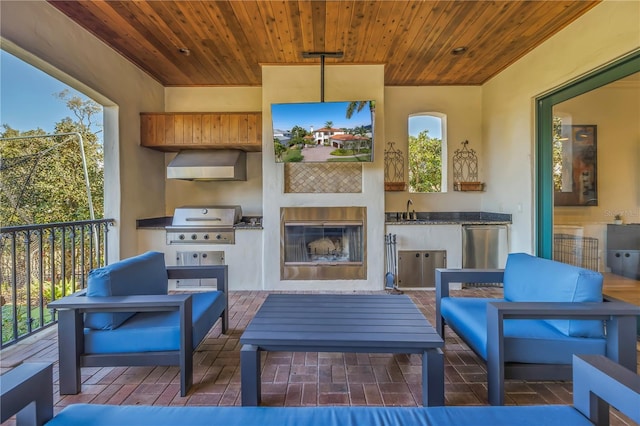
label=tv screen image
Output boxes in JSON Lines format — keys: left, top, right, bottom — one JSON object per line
{"left": 271, "top": 100, "right": 375, "bottom": 163}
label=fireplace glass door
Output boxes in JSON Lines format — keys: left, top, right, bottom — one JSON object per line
{"left": 284, "top": 222, "right": 363, "bottom": 265}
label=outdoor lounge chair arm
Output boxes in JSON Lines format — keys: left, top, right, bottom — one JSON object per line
{"left": 573, "top": 354, "right": 640, "bottom": 426}
{"left": 47, "top": 294, "right": 191, "bottom": 313}
{"left": 487, "top": 301, "right": 640, "bottom": 319}
{"left": 435, "top": 268, "right": 505, "bottom": 335}
{"left": 486, "top": 301, "right": 639, "bottom": 406}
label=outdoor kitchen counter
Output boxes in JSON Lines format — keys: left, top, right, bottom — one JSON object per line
{"left": 385, "top": 211, "right": 511, "bottom": 225}
{"left": 136, "top": 216, "right": 264, "bottom": 229}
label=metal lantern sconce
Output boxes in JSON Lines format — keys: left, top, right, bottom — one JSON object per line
{"left": 384, "top": 141, "right": 406, "bottom": 191}
{"left": 453, "top": 140, "right": 484, "bottom": 191}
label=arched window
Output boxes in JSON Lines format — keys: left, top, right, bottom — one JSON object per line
{"left": 408, "top": 113, "right": 447, "bottom": 193}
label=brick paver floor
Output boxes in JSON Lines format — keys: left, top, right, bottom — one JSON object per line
{"left": 1, "top": 289, "right": 637, "bottom": 425}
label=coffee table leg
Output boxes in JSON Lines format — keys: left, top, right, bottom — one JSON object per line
{"left": 422, "top": 348, "right": 444, "bottom": 406}
{"left": 241, "top": 344, "right": 261, "bottom": 406}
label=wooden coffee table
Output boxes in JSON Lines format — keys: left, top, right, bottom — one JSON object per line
{"left": 240, "top": 293, "right": 444, "bottom": 406}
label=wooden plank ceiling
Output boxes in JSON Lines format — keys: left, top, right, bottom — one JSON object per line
{"left": 48, "top": 0, "right": 600, "bottom": 87}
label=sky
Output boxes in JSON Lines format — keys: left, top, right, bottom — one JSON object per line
{"left": 0, "top": 50, "right": 99, "bottom": 134}
{"left": 272, "top": 100, "right": 441, "bottom": 139}
{"left": 409, "top": 115, "right": 442, "bottom": 139}
{"left": 272, "top": 101, "right": 373, "bottom": 132}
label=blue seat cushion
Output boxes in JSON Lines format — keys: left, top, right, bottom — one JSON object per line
{"left": 84, "top": 291, "right": 225, "bottom": 354}
{"left": 84, "top": 251, "right": 169, "bottom": 330}
{"left": 440, "top": 297, "right": 606, "bottom": 363}
{"left": 503, "top": 253, "right": 604, "bottom": 338}
{"left": 47, "top": 405, "right": 592, "bottom": 426}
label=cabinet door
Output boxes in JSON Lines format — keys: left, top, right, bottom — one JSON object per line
{"left": 140, "top": 113, "right": 165, "bottom": 148}
{"left": 140, "top": 112, "right": 262, "bottom": 151}
{"left": 398, "top": 251, "right": 422, "bottom": 288}
{"left": 622, "top": 251, "right": 640, "bottom": 280}
{"left": 607, "top": 250, "right": 624, "bottom": 276}
{"left": 398, "top": 250, "right": 446, "bottom": 288}
{"left": 176, "top": 251, "right": 200, "bottom": 287}
{"left": 607, "top": 250, "right": 640, "bottom": 279}
{"left": 422, "top": 251, "right": 446, "bottom": 287}
{"left": 199, "top": 251, "right": 225, "bottom": 287}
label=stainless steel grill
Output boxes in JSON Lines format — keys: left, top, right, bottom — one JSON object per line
{"left": 166, "top": 206, "right": 242, "bottom": 244}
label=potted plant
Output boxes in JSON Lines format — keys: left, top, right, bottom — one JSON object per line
{"left": 614, "top": 214, "right": 623, "bottom": 225}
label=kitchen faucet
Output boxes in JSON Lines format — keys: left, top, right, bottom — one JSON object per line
{"left": 406, "top": 199, "right": 413, "bottom": 220}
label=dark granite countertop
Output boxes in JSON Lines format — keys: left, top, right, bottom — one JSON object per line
{"left": 136, "top": 216, "right": 263, "bottom": 230}
{"left": 136, "top": 216, "right": 172, "bottom": 229}
{"left": 385, "top": 211, "right": 511, "bottom": 225}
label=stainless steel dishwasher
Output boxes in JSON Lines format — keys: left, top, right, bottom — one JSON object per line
{"left": 462, "top": 225, "right": 509, "bottom": 269}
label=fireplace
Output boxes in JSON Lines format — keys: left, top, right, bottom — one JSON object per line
{"left": 281, "top": 207, "right": 366, "bottom": 280}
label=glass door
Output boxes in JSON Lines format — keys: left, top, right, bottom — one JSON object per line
{"left": 535, "top": 53, "right": 640, "bottom": 264}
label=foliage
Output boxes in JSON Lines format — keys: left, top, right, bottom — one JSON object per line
{"left": 290, "top": 125, "right": 309, "bottom": 147}
{"left": 324, "top": 120, "right": 333, "bottom": 129}
{"left": 283, "top": 148, "right": 303, "bottom": 162}
{"left": 330, "top": 148, "right": 371, "bottom": 156}
{"left": 2, "top": 304, "right": 54, "bottom": 345}
{"left": 273, "top": 138, "right": 287, "bottom": 160}
{"left": 1, "top": 274, "right": 79, "bottom": 344}
{"left": 552, "top": 116, "right": 564, "bottom": 191}
{"left": 345, "top": 101, "right": 375, "bottom": 120}
{"left": 0, "top": 91, "right": 104, "bottom": 226}
{"left": 408, "top": 130, "right": 442, "bottom": 192}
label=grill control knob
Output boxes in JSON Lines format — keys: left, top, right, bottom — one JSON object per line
{"left": 191, "top": 234, "right": 197, "bottom": 240}
{"left": 215, "top": 234, "right": 222, "bottom": 240}
{"left": 203, "top": 234, "right": 210, "bottom": 240}
{"left": 178, "top": 234, "right": 185, "bottom": 240}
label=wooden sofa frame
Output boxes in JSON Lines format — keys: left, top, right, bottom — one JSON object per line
{"left": 48, "top": 265, "right": 228, "bottom": 397}
{"left": 435, "top": 268, "right": 639, "bottom": 405}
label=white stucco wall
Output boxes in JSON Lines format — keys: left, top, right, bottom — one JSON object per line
{"left": 0, "top": 0, "right": 165, "bottom": 260}
{"left": 481, "top": 0, "right": 640, "bottom": 253}
{"left": 164, "top": 87, "right": 263, "bottom": 215}
{"left": 384, "top": 86, "right": 483, "bottom": 213}
{"left": 262, "top": 64, "right": 385, "bottom": 291}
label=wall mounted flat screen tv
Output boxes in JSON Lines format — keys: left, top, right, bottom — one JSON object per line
{"left": 271, "top": 100, "right": 375, "bottom": 163}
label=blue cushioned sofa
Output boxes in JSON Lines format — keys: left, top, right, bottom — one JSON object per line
{"left": 1, "top": 355, "right": 638, "bottom": 426}
{"left": 48, "top": 251, "right": 228, "bottom": 397}
{"left": 436, "top": 252, "right": 639, "bottom": 405}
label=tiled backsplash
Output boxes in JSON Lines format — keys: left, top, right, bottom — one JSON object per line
{"left": 284, "top": 163, "right": 362, "bottom": 193}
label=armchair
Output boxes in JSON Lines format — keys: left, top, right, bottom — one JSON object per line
{"left": 436, "top": 253, "right": 638, "bottom": 405}
{"left": 48, "top": 251, "right": 228, "bottom": 397}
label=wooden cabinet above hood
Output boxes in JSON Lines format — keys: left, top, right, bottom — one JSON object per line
{"left": 140, "top": 112, "right": 262, "bottom": 152}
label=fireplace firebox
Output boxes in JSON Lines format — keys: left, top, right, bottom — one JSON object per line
{"left": 281, "top": 207, "right": 366, "bottom": 280}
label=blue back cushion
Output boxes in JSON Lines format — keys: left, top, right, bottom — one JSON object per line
{"left": 84, "top": 251, "right": 169, "bottom": 330}
{"left": 503, "top": 253, "right": 604, "bottom": 338}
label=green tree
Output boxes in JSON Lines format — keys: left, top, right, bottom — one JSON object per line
{"left": 408, "top": 130, "right": 442, "bottom": 192}
{"left": 290, "top": 125, "right": 308, "bottom": 147}
{"left": 273, "top": 137, "right": 286, "bottom": 160}
{"left": 324, "top": 120, "right": 333, "bottom": 129}
{"left": 552, "top": 116, "right": 564, "bottom": 191}
{"left": 345, "top": 101, "right": 375, "bottom": 152}
{"left": 0, "top": 92, "right": 103, "bottom": 226}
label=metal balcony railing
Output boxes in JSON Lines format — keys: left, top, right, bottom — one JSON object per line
{"left": 0, "top": 219, "right": 115, "bottom": 348}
